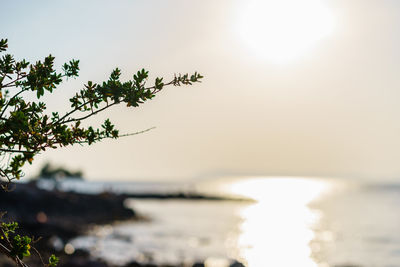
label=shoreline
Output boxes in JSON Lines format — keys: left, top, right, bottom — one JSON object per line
{"left": 0, "top": 181, "right": 246, "bottom": 267}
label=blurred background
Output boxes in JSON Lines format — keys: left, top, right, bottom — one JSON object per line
{"left": 4, "top": 0, "right": 400, "bottom": 182}
{"left": 2, "top": 1, "right": 400, "bottom": 267}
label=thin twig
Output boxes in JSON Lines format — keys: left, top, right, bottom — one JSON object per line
{"left": 31, "top": 245, "right": 46, "bottom": 267}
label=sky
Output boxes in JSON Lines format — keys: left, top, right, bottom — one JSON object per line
{"left": 3, "top": 0, "right": 400, "bottom": 181}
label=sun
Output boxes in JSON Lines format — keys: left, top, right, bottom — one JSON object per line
{"left": 237, "top": 0, "right": 335, "bottom": 64}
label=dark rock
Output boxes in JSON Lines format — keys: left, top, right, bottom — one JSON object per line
{"left": 0, "top": 182, "right": 136, "bottom": 241}
{"left": 192, "top": 263, "right": 205, "bottom": 267}
{"left": 59, "top": 259, "right": 109, "bottom": 267}
{"left": 124, "top": 262, "right": 143, "bottom": 267}
{"left": 124, "top": 262, "right": 177, "bottom": 267}
{"left": 230, "top": 261, "right": 246, "bottom": 267}
{"left": 0, "top": 181, "right": 137, "bottom": 266}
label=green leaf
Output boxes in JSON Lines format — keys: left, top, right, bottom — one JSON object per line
{"left": 49, "top": 254, "right": 59, "bottom": 267}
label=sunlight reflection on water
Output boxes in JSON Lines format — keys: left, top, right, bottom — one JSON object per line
{"left": 70, "top": 177, "right": 341, "bottom": 267}
{"left": 225, "top": 177, "right": 332, "bottom": 267}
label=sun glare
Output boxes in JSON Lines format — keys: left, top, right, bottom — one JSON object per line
{"left": 227, "top": 177, "right": 331, "bottom": 267}
{"left": 237, "top": 0, "right": 335, "bottom": 64}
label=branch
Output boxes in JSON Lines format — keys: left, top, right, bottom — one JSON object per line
{"left": 0, "top": 148, "right": 31, "bottom": 154}
{"left": 0, "top": 169, "right": 14, "bottom": 186}
{"left": 1, "top": 73, "right": 27, "bottom": 88}
{"left": 54, "top": 96, "right": 104, "bottom": 126}
{"left": 54, "top": 79, "right": 169, "bottom": 126}
{"left": 30, "top": 246, "right": 46, "bottom": 267}
{"left": 75, "top": 127, "right": 156, "bottom": 144}
{"left": 0, "top": 87, "right": 29, "bottom": 119}
{"left": 0, "top": 227, "right": 11, "bottom": 247}
{"left": 0, "top": 243, "right": 28, "bottom": 267}
{"left": 118, "top": 127, "right": 156, "bottom": 137}
{"left": 62, "top": 102, "right": 117, "bottom": 124}
{"left": 0, "top": 243, "right": 11, "bottom": 260}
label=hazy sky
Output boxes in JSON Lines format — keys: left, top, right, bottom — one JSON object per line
{"left": 3, "top": 0, "right": 400, "bottom": 181}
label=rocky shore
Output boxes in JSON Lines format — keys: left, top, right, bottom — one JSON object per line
{"left": 0, "top": 182, "right": 245, "bottom": 267}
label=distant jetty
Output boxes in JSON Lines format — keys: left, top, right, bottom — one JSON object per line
{"left": 120, "top": 191, "right": 251, "bottom": 202}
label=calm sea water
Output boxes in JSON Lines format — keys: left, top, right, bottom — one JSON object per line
{"left": 50, "top": 177, "right": 400, "bottom": 267}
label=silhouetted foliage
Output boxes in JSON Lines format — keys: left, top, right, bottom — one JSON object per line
{"left": 0, "top": 38, "right": 202, "bottom": 267}
{"left": 36, "top": 162, "right": 83, "bottom": 180}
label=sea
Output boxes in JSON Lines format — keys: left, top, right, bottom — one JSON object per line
{"left": 38, "top": 177, "right": 400, "bottom": 267}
